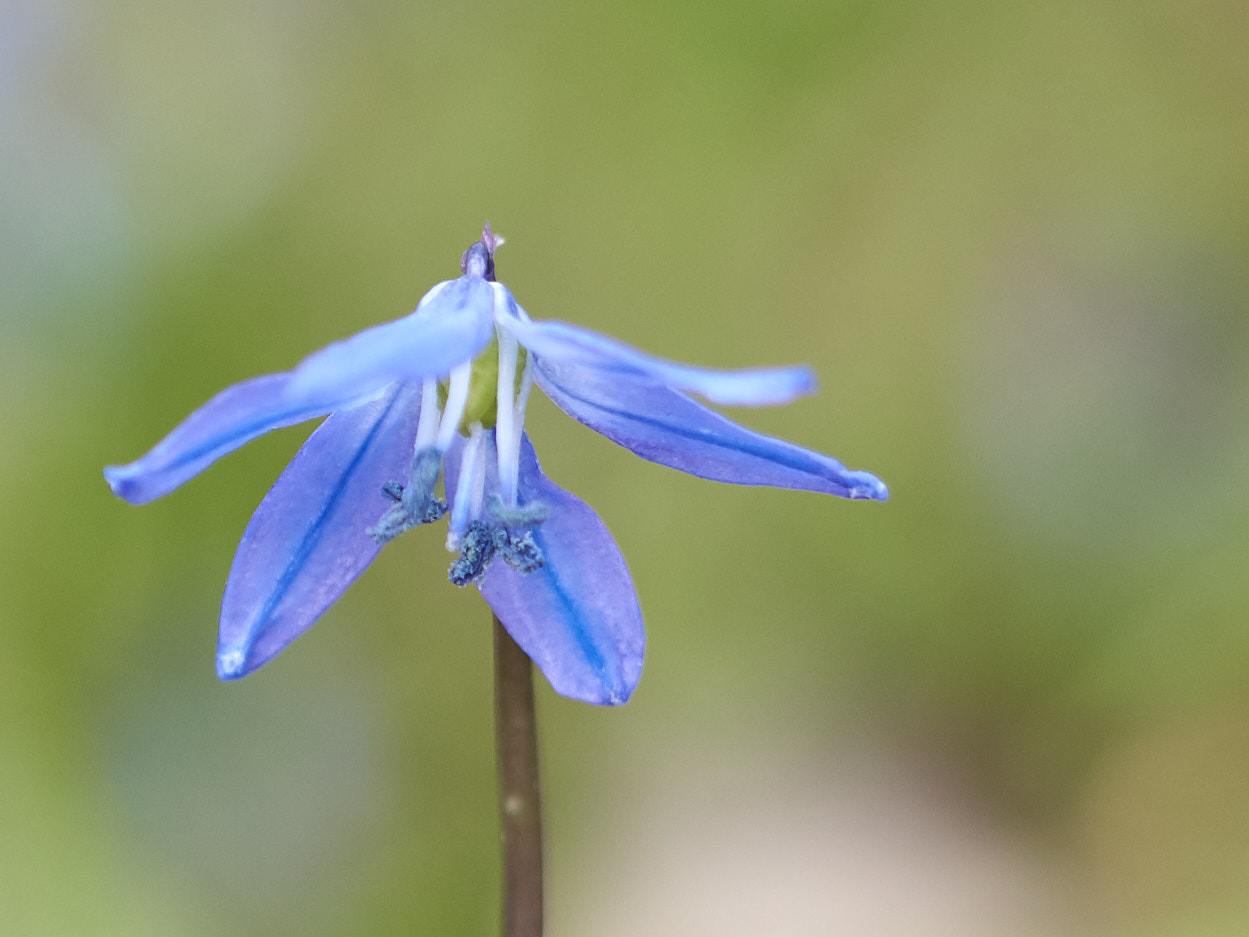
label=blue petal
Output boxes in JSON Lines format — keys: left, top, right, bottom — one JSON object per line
{"left": 535, "top": 359, "right": 889, "bottom": 500}
{"left": 287, "top": 276, "right": 496, "bottom": 403}
{"left": 446, "top": 432, "right": 645, "bottom": 705}
{"left": 496, "top": 299, "right": 815, "bottom": 405}
{"left": 104, "top": 372, "right": 379, "bottom": 505}
{"left": 216, "top": 382, "right": 422, "bottom": 679}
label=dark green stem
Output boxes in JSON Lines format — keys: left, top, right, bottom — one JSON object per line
{"left": 493, "top": 613, "right": 544, "bottom": 937}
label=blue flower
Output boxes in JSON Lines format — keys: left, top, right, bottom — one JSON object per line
{"left": 104, "top": 224, "right": 888, "bottom": 705}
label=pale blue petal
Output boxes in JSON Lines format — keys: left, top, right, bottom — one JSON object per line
{"left": 496, "top": 299, "right": 814, "bottom": 405}
{"left": 287, "top": 276, "right": 496, "bottom": 403}
{"left": 216, "top": 382, "right": 422, "bottom": 679}
{"left": 535, "top": 359, "right": 889, "bottom": 501}
{"left": 105, "top": 278, "right": 492, "bottom": 506}
{"left": 104, "top": 372, "right": 381, "bottom": 505}
{"left": 446, "top": 432, "right": 645, "bottom": 705}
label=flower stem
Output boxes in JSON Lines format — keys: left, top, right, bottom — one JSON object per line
{"left": 493, "top": 613, "right": 544, "bottom": 937}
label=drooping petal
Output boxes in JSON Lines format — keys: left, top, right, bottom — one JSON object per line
{"left": 445, "top": 432, "right": 645, "bottom": 705}
{"left": 104, "top": 372, "right": 383, "bottom": 505}
{"left": 286, "top": 277, "right": 496, "bottom": 403}
{"left": 494, "top": 291, "right": 814, "bottom": 405}
{"left": 535, "top": 359, "right": 889, "bottom": 500}
{"left": 216, "top": 382, "right": 423, "bottom": 679}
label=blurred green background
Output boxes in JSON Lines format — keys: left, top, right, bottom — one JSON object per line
{"left": 4, "top": 0, "right": 1249, "bottom": 934}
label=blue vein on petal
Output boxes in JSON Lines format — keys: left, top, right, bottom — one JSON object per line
{"left": 246, "top": 391, "right": 400, "bottom": 644}
{"left": 547, "top": 378, "right": 856, "bottom": 479}
{"left": 155, "top": 401, "right": 339, "bottom": 481}
{"left": 528, "top": 516, "right": 609, "bottom": 680}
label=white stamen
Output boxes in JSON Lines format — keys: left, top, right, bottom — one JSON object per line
{"left": 470, "top": 433, "right": 488, "bottom": 522}
{"left": 436, "top": 361, "right": 473, "bottom": 452}
{"left": 504, "top": 292, "right": 536, "bottom": 424}
{"left": 415, "top": 377, "right": 440, "bottom": 449}
{"left": 513, "top": 349, "right": 533, "bottom": 426}
{"left": 495, "top": 323, "right": 521, "bottom": 508}
{"left": 447, "top": 423, "right": 485, "bottom": 551}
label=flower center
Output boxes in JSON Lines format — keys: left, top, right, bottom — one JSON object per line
{"left": 437, "top": 333, "right": 528, "bottom": 435}
{"left": 368, "top": 226, "right": 543, "bottom": 577}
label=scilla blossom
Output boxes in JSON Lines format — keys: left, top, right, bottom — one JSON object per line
{"left": 105, "top": 224, "right": 887, "bottom": 704}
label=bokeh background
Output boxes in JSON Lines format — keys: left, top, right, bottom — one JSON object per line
{"left": 4, "top": 1, "right": 1249, "bottom": 934}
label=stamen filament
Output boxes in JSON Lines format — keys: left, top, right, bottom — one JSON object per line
{"left": 416, "top": 377, "right": 440, "bottom": 449}
{"left": 448, "top": 423, "right": 485, "bottom": 550}
{"left": 470, "top": 432, "right": 489, "bottom": 524}
{"left": 495, "top": 324, "right": 521, "bottom": 508}
{"left": 437, "top": 361, "right": 474, "bottom": 452}
{"left": 504, "top": 294, "right": 536, "bottom": 425}
{"left": 514, "top": 352, "right": 533, "bottom": 427}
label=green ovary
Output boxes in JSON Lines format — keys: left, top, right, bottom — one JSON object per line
{"left": 439, "top": 333, "right": 527, "bottom": 433}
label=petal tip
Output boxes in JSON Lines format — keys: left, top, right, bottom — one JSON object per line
{"left": 103, "top": 465, "right": 144, "bottom": 504}
{"left": 604, "top": 685, "right": 634, "bottom": 706}
{"left": 596, "top": 652, "right": 645, "bottom": 706}
{"left": 848, "top": 473, "right": 889, "bottom": 502}
{"left": 564, "top": 674, "right": 638, "bottom": 706}
{"left": 530, "top": 641, "right": 643, "bottom": 706}
{"left": 795, "top": 367, "right": 818, "bottom": 396}
{"left": 216, "top": 645, "right": 251, "bottom": 680}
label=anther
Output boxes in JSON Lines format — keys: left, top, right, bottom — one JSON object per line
{"left": 486, "top": 493, "right": 549, "bottom": 528}
{"left": 448, "top": 520, "right": 496, "bottom": 586}
{"left": 499, "top": 528, "right": 544, "bottom": 573}
{"left": 368, "top": 448, "right": 448, "bottom": 544}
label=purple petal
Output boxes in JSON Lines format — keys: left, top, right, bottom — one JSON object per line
{"left": 496, "top": 299, "right": 814, "bottom": 405}
{"left": 446, "top": 433, "right": 645, "bottom": 705}
{"left": 535, "top": 359, "right": 889, "bottom": 501}
{"left": 216, "top": 382, "right": 422, "bottom": 679}
{"left": 104, "top": 372, "right": 376, "bottom": 505}
{"left": 286, "top": 276, "right": 496, "bottom": 403}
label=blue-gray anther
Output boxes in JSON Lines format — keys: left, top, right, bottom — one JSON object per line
{"left": 486, "top": 493, "right": 549, "bottom": 528}
{"left": 499, "top": 528, "right": 544, "bottom": 573}
{"left": 482, "top": 494, "right": 547, "bottom": 573}
{"left": 368, "top": 448, "right": 447, "bottom": 544}
{"left": 448, "top": 520, "right": 496, "bottom": 586}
